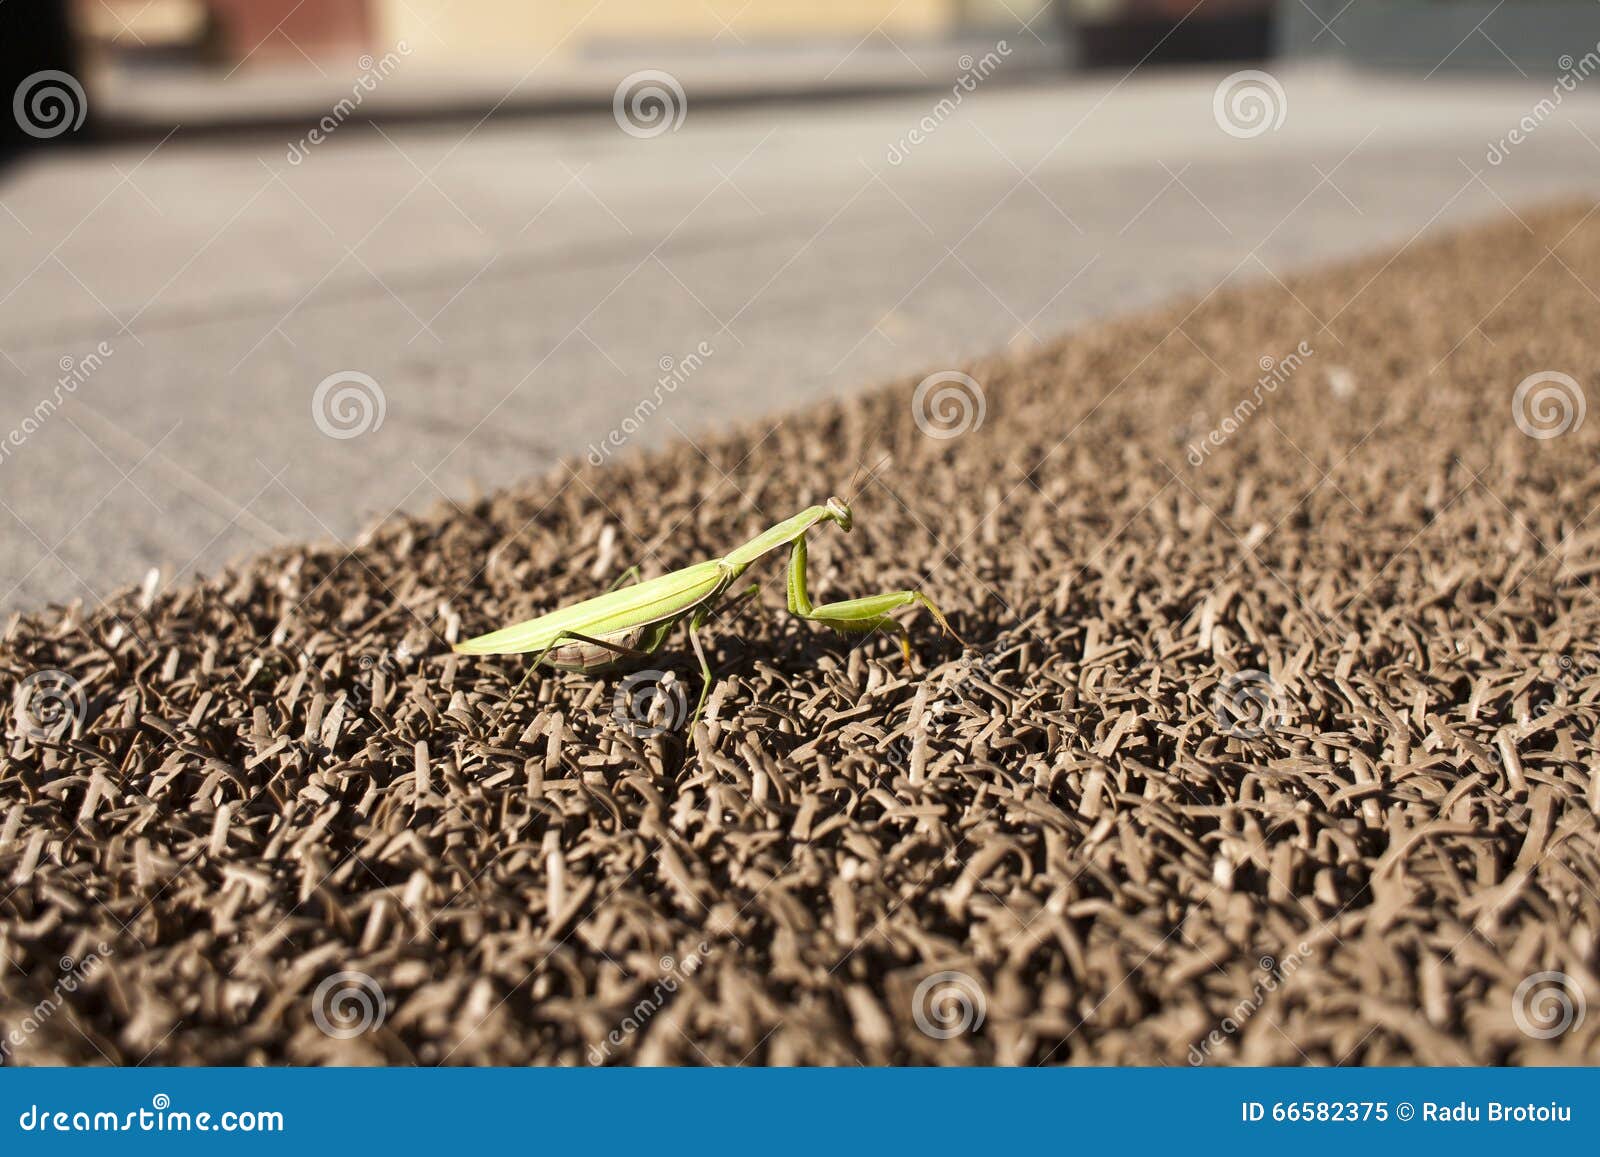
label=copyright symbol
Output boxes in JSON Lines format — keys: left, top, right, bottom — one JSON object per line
{"left": 1396, "top": 1102, "right": 1414, "bottom": 1121}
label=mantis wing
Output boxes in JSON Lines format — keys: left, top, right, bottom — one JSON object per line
{"left": 453, "top": 560, "right": 727, "bottom": 655}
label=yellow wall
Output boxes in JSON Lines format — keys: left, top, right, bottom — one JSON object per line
{"left": 377, "top": 0, "right": 993, "bottom": 64}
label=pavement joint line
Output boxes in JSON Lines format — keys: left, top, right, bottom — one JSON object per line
{"left": 164, "top": 462, "right": 292, "bottom": 592}
{"left": 68, "top": 401, "right": 287, "bottom": 544}
{"left": 5, "top": 413, "right": 183, "bottom": 576}
{"left": 61, "top": 413, "right": 170, "bottom": 513}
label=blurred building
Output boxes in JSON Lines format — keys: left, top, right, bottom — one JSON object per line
{"left": 79, "top": 0, "right": 1058, "bottom": 66}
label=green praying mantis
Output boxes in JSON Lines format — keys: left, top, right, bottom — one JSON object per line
{"left": 453, "top": 494, "right": 963, "bottom": 728}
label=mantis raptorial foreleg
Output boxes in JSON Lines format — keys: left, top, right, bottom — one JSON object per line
{"left": 784, "top": 533, "right": 962, "bottom": 666}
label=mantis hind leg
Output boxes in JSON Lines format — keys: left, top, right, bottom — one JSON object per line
{"left": 681, "top": 582, "right": 757, "bottom": 731}
{"left": 490, "top": 628, "right": 659, "bottom": 730}
{"left": 784, "top": 533, "right": 963, "bottom": 667}
{"left": 686, "top": 606, "right": 715, "bottom": 727}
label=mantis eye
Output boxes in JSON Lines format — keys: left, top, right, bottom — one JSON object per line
{"left": 826, "top": 497, "right": 853, "bottom": 531}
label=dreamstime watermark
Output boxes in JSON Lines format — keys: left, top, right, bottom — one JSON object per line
{"left": 912, "top": 371, "right": 985, "bottom": 440}
{"left": 1212, "top": 669, "right": 1290, "bottom": 740}
{"left": 311, "top": 970, "right": 386, "bottom": 1039}
{"left": 286, "top": 43, "right": 412, "bottom": 163}
{"left": 1511, "top": 371, "right": 1585, "bottom": 440}
{"left": 886, "top": 41, "right": 1012, "bottom": 165}
{"left": 312, "top": 370, "right": 386, "bottom": 439}
{"left": 1530, "top": 649, "right": 1598, "bottom": 722}
{"left": 587, "top": 340, "right": 714, "bottom": 465}
{"left": 1188, "top": 943, "right": 1311, "bottom": 1064}
{"left": 17, "top": 1095, "right": 283, "bottom": 1134}
{"left": 912, "top": 969, "right": 986, "bottom": 1039}
{"left": 345, "top": 644, "right": 416, "bottom": 720}
{"left": 13, "top": 71, "right": 87, "bottom": 139}
{"left": 1213, "top": 70, "right": 1287, "bottom": 139}
{"left": 613, "top": 70, "right": 687, "bottom": 139}
{"left": 1512, "top": 971, "right": 1586, "bottom": 1040}
{"left": 1487, "top": 46, "right": 1600, "bottom": 164}
{"left": 586, "top": 943, "right": 713, "bottom": 1064}
{"left": 0, "top": 342, "right": 114, "bottom": 469}
{"left": 613, "top": 670, "right": 689, "bottom": 739}
{"left": 11, "top": 669, "right": 87, "bottom": 743}
{"left": 0, "top": 943, "right": 113, "bottom": 1063}
{"left": 1186, "top": 341, "right": 1313, "bottom": 466}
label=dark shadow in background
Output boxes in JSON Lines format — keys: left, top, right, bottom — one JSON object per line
{"left": 2, "top": 0, "right": 81, "bottom": 162}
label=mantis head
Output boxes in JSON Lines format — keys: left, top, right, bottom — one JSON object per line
{"left": 826, "top": 496, "right": 853, "bottom": 531}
